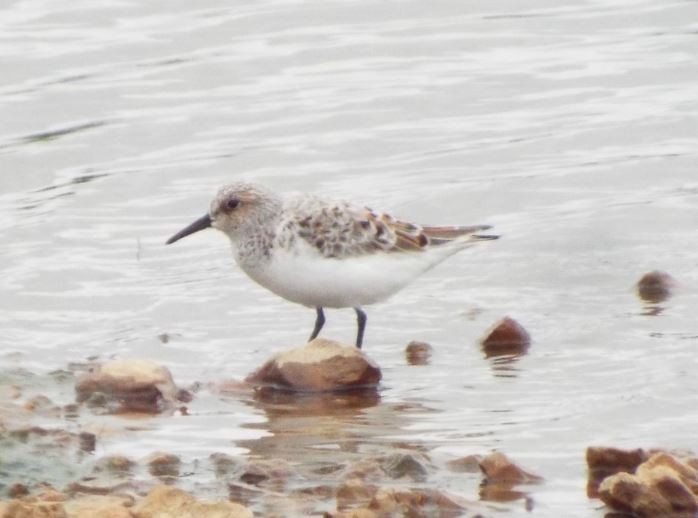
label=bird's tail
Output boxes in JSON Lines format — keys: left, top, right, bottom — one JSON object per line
{"left": 422, "top": 225, "right": 499, "bottom": 246}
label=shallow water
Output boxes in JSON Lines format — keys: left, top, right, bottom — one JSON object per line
{"left": 1, "top": 0, "right": 697, "bottom": 515}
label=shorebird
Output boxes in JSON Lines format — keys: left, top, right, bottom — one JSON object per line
{"left": 166, "top": 182, "right": 497, "bottom": 348}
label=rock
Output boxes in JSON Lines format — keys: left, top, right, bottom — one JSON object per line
{"left": 586, "top": 446, "right": 648, "bottom": 496}
{"left": 479, "top": 452, "right": 543, "bottom": 485}
{"left": 637, "top": 270, "right": 676, "bottom": 303}
{"left": 237, "top": 458, "right": 296, "bottom": 491}
{"left": 404, "top": 341, "right": 432, "bottom": 365}
{"left": 593, "top": 451, "right": 698, "bottom": 517}
{"left": 210, "top": 452, "right": 241, "bottom": 477}
{"left": 64, "top": 495, "right": 133, "bottom": 518}
{"left": 380, "top": 453, "right": 429, "bottom": 482}
{"left": 94, "top": 455, "right": 136, "bottom": 475}
{"left": 245, "top": 338, "right": 381, "bottom": 392}
{"left": 75, "top": 359, "right": 184, "bottom": 413}
{"left": 146, "top": 452, "right": 181, "bottom": 478}
{"left": 78, "top": 431, "right": 96, "bottom": 453}
{"left": 0, "top": 500, "right": 67, "bottom": 518}
{"left": 446, "top": 454, "right": 482, "bottom": 473}
{"left": 480, "top": 317, "right": 530, "bottom": 357}
{"left": 336, "top": 479, "right": 379, "bottom": 510}
{"left": 134, "top": 485, "right": 252, "bottom": 518}
{"left": 367, "top": 487, "right": 468, "bottom": 516}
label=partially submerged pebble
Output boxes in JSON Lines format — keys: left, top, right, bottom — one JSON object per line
{"left": 480, "top": 317, "right": 531, "bottom": 357}
{"left": 479, "top": 452, "right": 543, "bottom": 485}
{"left": 245, "top": 338, "right": 381, "bottom": 392}
{"left": 75, "top": 359, "right": 185, "bottom": 413}
{"left": 94, "top": 455, "right": 136, "bottom": 475}
{"left": 237, "top": 458, "right": 296, "bottom": 491}
{"left": 146, "top": 452, "right": 181, "bottom": 478}
{"left": 404, "top": 341, "right": 433, "bottom": 365}
{"left": 380, "top": 453, "right": 429, "bottom": 482}
{"left": 446, "top": 454, "right": 482, "bottom": 473}
{"left": 637, "top": 270, "right": 676, "bottom": 303}
{"left": 78, "top": 431, "right": 96, "bottom": 453}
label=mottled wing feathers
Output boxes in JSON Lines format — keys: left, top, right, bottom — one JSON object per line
{"left": 286, "top": 195, "right": 495, "bottom": 259}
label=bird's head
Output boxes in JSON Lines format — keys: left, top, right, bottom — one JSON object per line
{"left": 165, "top": 182, "right": 280, "bottom": 245}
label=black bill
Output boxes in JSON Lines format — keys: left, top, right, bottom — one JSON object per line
{"left": 165, "top": 214, "right": 212, "bottom": 245}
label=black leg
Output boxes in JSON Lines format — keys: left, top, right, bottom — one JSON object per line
{"left": 354, "top": 307, "right": 367, "bottom": 349}
{"left": 309, "top": 307, "right": 325, "bottom": 342}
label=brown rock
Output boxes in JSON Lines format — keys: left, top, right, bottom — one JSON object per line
{"left": 134, "top": 485, "right": 252, "bottom": 518}
{"left": 637, "top": 270, "right": 676, "bottom": 303}
{"left": 446, "top": 454, "right": 482, "bottom": 473}
{"left": 210, "top": 452, "right": 241, "bottom": 477}
{"left": 64, "top": 495, "right": 133, "bottom": 518}
{"left": 586, "top": 446, "right": 648, "bottom": 496}
{"left": 380, "top": 453, "right": 429, "bottom": 482}
{"left": 480, "top": 317, "right": 530, "bottom": 357}
{"left": 94, "top": 455, "right": 136, "bottom": 475}
{"left": 367, "top": 487, "right": 467, "bottom": 516}
{"left": 245, "top": 338, "right": 381, "bottom": 392}
{"left": 405, "top": 341, "right": 432, "bottom": 365}
{"left": 8, "top": 484, "right": 29, "bottom": 499}
{"left": 336, "top": 479, "right": 378, "bottom": 510}
{"left": 0, "top": 500, "right": 67, "bottom": 517}
{"left": 75, "top": 359, "right": 183, "bottom": 413}
{"left": 237, "top": 458, "right": 295, "bottom": 491}
{"left": 479, "top": 452, "right": 542, "bottom": 484}
{"left": 146, "top": 452, "right": 181, "bottom": 478}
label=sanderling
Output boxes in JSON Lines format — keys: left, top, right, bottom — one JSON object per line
{"left": 166, "top": 182, "right": 498, "bottom": 348}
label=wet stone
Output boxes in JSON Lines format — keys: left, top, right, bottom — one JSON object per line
{"left": 479, "top": 452, "right": 543, "bottom": 485}
{"left": 246, "top": 338, "right": 382, "bottom": 392}
{"left": 134, "top": 485, "right": 252, "bottom": 518}
{"left": 75, "top": 359, "right": 184, "bottom": 413}
{"left": 78, "top": 432, "right": 96, "bottom": 453}
{"left": 637, "top": 270, "right": 676, "bottom": 303}
{"left": 210, "top": 452, "right": 242, "bottom": 478}
{"left": 380, "top": 453, "right": 429, "bottom": 482}
{"left": 146, "top": 452, "right": 181, "bottom": 478}
{"left": 94, "top": 455, "right": 136, "bottom": 475}
{"left": 405, "top": 341, "right": 433, "bottom": 365}
{"left": 237, "top": 458, "right": 296, "bottom": 491}
{"left": 480, "top": 317, "right": 531, "bottom": 357}
{"left": 446, "top": 454, "right": 483, "bottom": 473}
{"left": 586, "top": 446, "right": 649, "bottom": 497}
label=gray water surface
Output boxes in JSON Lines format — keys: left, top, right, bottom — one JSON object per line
{"left": 1, "top": 0, "right": 697, "bottom": 516}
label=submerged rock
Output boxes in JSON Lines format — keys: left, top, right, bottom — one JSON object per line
{"left": 75, "top": 359, "right": 185, "bottom": 413}
{"left": 404, "top": 341, "right": 433, "bottom": 365}
{"left": 479, "top": 452, "right": 543, "bottom": 485}
{"left": 480, "top": 317, "right": 531, "bottom": 357}
{"left": 146, "top": 452, "right": 181, "bottom": 478}
{"left": 246, "top": 338, "right": 381, "bottom": 392}
{"left": 637, "top": 270, "right": 676, "bottom": 303}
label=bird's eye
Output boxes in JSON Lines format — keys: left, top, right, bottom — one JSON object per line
{"left": 226, "top": 197, "right": 240, "bottom": 210}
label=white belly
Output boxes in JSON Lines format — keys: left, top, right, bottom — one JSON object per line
{"left": 238, "top": 246, "right": 440, "bottom": 308}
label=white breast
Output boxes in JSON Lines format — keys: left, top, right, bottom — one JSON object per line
{"left": 237, "top": 241, "right": 448, "bottom": 308}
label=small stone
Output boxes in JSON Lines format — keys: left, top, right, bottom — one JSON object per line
{"left": 238, "top": 459, "right": 295, "bottom": 491}
{"left": 146, "top": 452, "right": 181, "bottom": 478}
{"left": 134, "top": 485, "right": 252, "bottom": 518}
{"left": 336, "top": 479, "right": 378, "bottom": 509}
{"left": 210, "top": 453, "right": 241, "bottom": 478}
{"left": 446, "top": 454, "right": 482, "bottom": 473}
{"left": 75, "top": 359, "right": 182, "bottom": 413}
{"left": 480, "top": 317, "right": 531, "bottom": 357}
{"left": 479, "top": 452, "right": 542, "bottom": 484}
{"left": 246, "top": 338, "right": 381, "bottom": 392}
{"left": 23, "top": 395, "right": 60, "bottom": 416}
{"left": 637, "top": 270, "right": 676, "bottom": 303}
{"left": 78, "top": 431, "right": 96, "bottom": 452}
{"left": 380, "top": 453, "right": 429, "bottom": 482}
{"left": 94, "top": 455, "right": 136, "bottom": 475}
{"left": 8, "top": 483, "right": 29, "bottom": 498}
{"left": 405, "top": 341, "right": 432, "bottom": 365}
